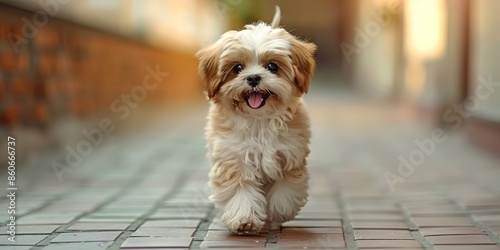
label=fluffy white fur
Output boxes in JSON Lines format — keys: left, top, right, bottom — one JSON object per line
{"left": 196, "top": 6, "right": 316, "bottom": 234}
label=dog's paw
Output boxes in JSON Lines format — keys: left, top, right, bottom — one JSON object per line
{"left": 220, "top": 192, "right": 267, "bottom": 235}
{"left": 237, "top": 222, "right": 258, "bottom": 234}
{"left": 223, "top": 215, "right": 265, "bottom": 235}
{"left": 225, "top": 218, "right": 265, "bottom": 235}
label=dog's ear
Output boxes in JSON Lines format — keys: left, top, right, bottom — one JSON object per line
{"left": 289, "top": 37, "right": 316, "bottom": 93}
{"left": 196, "top": 43, "right": 223, "bottom": 99}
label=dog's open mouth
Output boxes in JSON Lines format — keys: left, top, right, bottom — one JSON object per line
{"left": 244, "top": 90, "right": 270, "bottom": 109}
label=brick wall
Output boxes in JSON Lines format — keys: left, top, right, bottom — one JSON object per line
{"left": 0, "top": 4, "right": 201, "bottom": 129}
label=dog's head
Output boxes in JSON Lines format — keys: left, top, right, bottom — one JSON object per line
{"left": 196, "top": 6, "right": 316, "bottom": 118}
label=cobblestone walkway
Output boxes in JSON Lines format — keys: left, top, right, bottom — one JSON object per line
{"left": 1, "top": 91, "right": 500, "bottom": 249}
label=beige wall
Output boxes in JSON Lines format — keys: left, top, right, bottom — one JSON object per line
{"left": 469, "top": 0, "right": 500, "bottom": 122}
{"left": 350, "top": 0, "right": 402, "bottom": 97}
{"left": 403, "top": 0, "right": 448, "bottom": 105}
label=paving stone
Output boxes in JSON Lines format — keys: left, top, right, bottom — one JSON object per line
{"left": 277, "top": 233, "right": 345, "bottom": 249}
{"left": 140, "top": 219, "right": 201, "bottom": 228}
{"left": 295, "top": 212, "right": 341, "bottom": 220}
{"left": 434, "top": 246, "right": 500, "bottom": 250}
{"left": 16, "top": 213, "right": 77, "bottom": 225}
{"left": 131, "top": 228, "right": 196, "bottom": 237}
{"left": 351, "top": 221, "right": 409, "bottom": 230}
{"left": 278, "top": 232, "right": 344, "bottom": 242}
{"left": 356, "top": 239, "right": 423, "bottom": 248}
{"left": 51, "top": 231, "right": 121, "bottom": 243}
{"left": 466, "top": 203, "right": 500, "bottom": 211}
{"left": 474, "top": 214, "right": 500, "bottom": 222}
{"left": 40, "top": 241, "right": 113, "bottom": 250}
{"left": 0, "top": 215, "right": 9, "bottom": 223}
{"left": 43, "top": 201, "right": 101, "bottom": 213}
{"left": 199, "top": 239, "right": 265, "bottom": 248}
{"left": 301, "top": 201, "right": 338, "bottom": 213}
{"left": 282, "top": 220, "right": 341, "bottom": 228}
{"left": 490, "top": 226, "right": 500, "bottom": 235}
{"left": 0, "top": 234, "right": 49, "bottom": 245}
{"left": 304, "top": 200, "right": 338, "bottom": 207}
{"left": 78, "top": 217, "right": 136, "bottom": 223}
{"left": 349, "top": 209, "right": 402, "bottom": 215}
{"left": 0, "top": 246, "right": 32, "bottom": 250}
{"left": 419, "top": 227, "right": 485, "bottom": 236}
{"left": 404, "top": 205, "right": 458, "bottom": 213}
{"left": 161, "top": 201, "right": 213, "bottom": 208}
{"left": 483, "top": 220, "right": 500, "bottom": 227}
{"left": 281, "top": 227, "right": 343, "bottom": 234}
{"left": 404, "top": 205, "right": 466, "bottom": 216}
{"left": 410, "top": 211, "right": 469, "bottom": 217}
{"left": 89, "top": 211, "right": 144, "bottom": 218}
{"left": 425, "top": 235, "right": 496, "bottom": 245}
{"left": 353, "top": 229, "right": 413, "bottom": 240}
{"left": 204, "top": 230, "right": 267, "bottom": 241}
{"left": 66, "top": 222, "right": 130, "bottom": 231}
{"left": 103, "top": 205, "right": 152, "bottom": 212}
{"left": 207, "top": 219, "right": 227, "bottom": 230}
{"left": 0, "top": 225, "right": 59, "bottom": 235}
{"left": 347, "top": 204, "right": 400, "bottom": 213}
{"left": 412, "top": 216, "right": 474, "bottom": 228}
{"left": 121, "top": 237, "right": 193, "bottom": 248}
{"left": 468, "top": 210, "right": 500, "bottom": 218}
{"left": 149, "top": 207, "right": 209, "bottom": 219}
{"left": 349, "top": 213, "right": 404, "bottom": 221}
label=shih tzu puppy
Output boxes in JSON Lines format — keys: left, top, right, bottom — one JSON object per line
{"left": 196, "top": 6, "right": 316, "bottom": 234}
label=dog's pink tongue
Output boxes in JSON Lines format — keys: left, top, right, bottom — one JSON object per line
{"left": 248, "top": 92, "right": 263, "bottom": 108}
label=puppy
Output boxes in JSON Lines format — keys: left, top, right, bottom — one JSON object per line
{"left": 196, "top": 6, "right": 316, "bottom": 234}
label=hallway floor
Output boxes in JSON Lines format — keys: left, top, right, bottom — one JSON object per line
{"left": 1, "top": 90, "right": 500, "bottom": 249}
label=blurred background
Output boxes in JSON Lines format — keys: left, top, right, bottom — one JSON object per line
{"left": 0, "top": 0, "right": 499, "bottom": 168}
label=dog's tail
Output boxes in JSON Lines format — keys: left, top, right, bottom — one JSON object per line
{"left": 271, "top": 5, "right": 281, "bottom": 28}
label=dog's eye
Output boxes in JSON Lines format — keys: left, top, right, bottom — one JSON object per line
{"left": 266, "top": 62, "right": 278, "bottom": 73}
{"left": 233, "top": 64, "right": 244, "bottom": 74}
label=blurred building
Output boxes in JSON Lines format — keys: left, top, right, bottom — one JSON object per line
{"left": 0, "top": 0, "right": 222, "bottom": 127}
{"left": 342, "top": 0, "right": 500, "bottom": 155}
{"left": 0, "top": 0, "right": 223, "bottom": 162}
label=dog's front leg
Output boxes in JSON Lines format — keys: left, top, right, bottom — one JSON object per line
{"left": 209, "top": 162, "right": 267, "bottom": 234}
{"left": 266, "top": 166, "right": 309, "bottom": 229}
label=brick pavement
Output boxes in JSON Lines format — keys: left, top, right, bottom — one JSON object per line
{"left": 1, "top": 91, "right": 500, "bottom": 249}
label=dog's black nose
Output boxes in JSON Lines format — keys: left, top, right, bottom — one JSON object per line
{"left": 247, "top": 74, "right": 261, "bottom": 87}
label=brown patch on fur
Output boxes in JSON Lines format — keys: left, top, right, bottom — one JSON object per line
{"left": 289, "top": 38, "right": 317, "bottom": 94}
{"left": 196, "top": 43, "right": 223, "bottom": 99}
